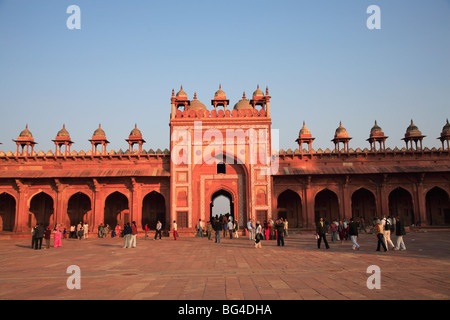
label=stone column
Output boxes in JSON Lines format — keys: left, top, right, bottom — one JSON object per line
{"left": 14, "top": 179, "right": 29, "bottom": 233}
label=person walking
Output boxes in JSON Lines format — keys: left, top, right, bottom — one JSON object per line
{"left": 197, "top": 219, "right": 204, "bottom": 238}
{"left": 130, "top": 221, "right": 138, "bottom": 248}
{"left": 54, "top": 224, "right": 62, "bottom": 248}
{"left": 233, "top": 219, "right": 239, "bottom": 239}
{"left": 227, "top": 219, "right": 234, "bottom": 239}
{"left": 254, "top": 221, "right": 262, "bottom": 249}
{"left": 349, "top": 218, "right": 360, "bottom": 250}
{"left": 69, "top": 225, "right": 76, "bottom": 239}
{"left": 213, "top": 218, "right": 222, "bottom": 243}
{"left": 315, "top": 217, "right": 329, "bottom": 249}
{"left": 206, "top": 220, "right": 213, "bottom": 240}
{"left": 83, "top": 222, "right": 89, "bottom": 239}
{"left": 123, "top": 222, "right": 132, "bottom": 248}
{"left": 173, "top": 220, "right": 178, "bottom": 240}
{"left": 247, "top": 218, "right": 255, "bottom": 241}
{"left": 375, "top": 220, "right": 387, "bottom": 252}
{"left": 394, "top": 217, "right": 407, "bottom": 251}
{"left": 383, "top": 216, "right": 395, "bottom": 250}
{"left": 275, "top": 218, "right": 286, "bottom": 247}
{"left": 154, "top": 220, "right": 162, "bottom": 240}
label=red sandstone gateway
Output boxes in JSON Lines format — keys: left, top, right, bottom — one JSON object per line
{"left": 0, "top": 87, "right": 449, "bottom": 237}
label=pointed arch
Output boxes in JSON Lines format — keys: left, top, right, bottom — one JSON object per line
{"left": 277, "top": 189, "right": 303, "bottom": 227}
{"left": 0, "top": 192, "right": 16, "bottom": 231}
{"left": 389, "top": 187, "right": 414, "bottom": 226}
{"left": 351, "top": 188, "right": 376, "bottom": 223}
{"left": 29, "top": 192, "right": 54, "bottom": 228}
{"left": 104, "top": 191, "right": 129, "bottom": 230}
{"left": 426, "top": 187, "right": 450, "bottom": 226}
{"left": 142, "top": 191, "right": 166, "bottom": 230}
{"left": 314, "top": 188, "right": 339, "bottom": 224}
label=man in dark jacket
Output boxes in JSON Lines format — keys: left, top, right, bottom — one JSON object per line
{"left": 34, "top": 223, "right": 45, "bottom": 250}
{"left": 275, "top": 219, "right": 285, "bottom": 247}
{"left": 316, "top": 217, "right": 330, "bottom": 249}
{"left": 123, "top": 223, "right": 132, "bottom": 248}
{"left": 213, "top": 218, "right": 222, "bottom": 243}
{"left": 348, "top": 218, "right": 360, "bottom": 250}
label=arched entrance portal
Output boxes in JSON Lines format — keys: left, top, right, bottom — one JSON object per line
{"left": 389, "top": 187, "right": 414, "bottom": 226}
{"left": 210, "top": 190, "right": 234, "bottom": 223}
{"left": 426, "top": 187, "right": 450, "bottom": 226}
{"left": 314, "top": 189, "right": 339, "bottom": 224}
{"left": 104, "top": 192, "right": 129, "bottom": 230}
{"left": 277, "top": 190, "right": 302, "bottom": 227}
{"left": 67, "top": 192, "right": 92, "bottom": 227}
{"left": 142, "top": 191, "right": 166, "bottom": 230}
{"left": 351, "top": 188, "right": 376, "bottom": 223}
{"left": 0, "top": 193, "right": 16, "bottom": 231}
{"left": 29, "top": 192, "right": 54, "bottom": 228}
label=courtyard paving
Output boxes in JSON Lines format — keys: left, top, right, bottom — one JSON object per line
{"left": 0, "top": 230, "right": 449, "bottom": 301}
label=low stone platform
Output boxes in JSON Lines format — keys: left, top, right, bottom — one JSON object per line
{"left": 0, "top": 231, "right": 449, "bottom": 301}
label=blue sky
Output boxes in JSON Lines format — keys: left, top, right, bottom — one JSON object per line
{"left": 0, "top": 0, "right": 449, "bottom": 153}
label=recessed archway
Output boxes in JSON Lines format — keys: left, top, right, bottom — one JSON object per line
{"left": 142, "top": 191, "right": 166, "bottom": 230}
{"left": 426, "top": 187, "right": 450, "bottom": 226}
{"left": 104, "top": 191, "right": 129, "bottom": 230}
{"left": 389, "top": 187, "right": 415, "bottom": 226}
{"left": 29, "top": 192, "right": 54, "bottom": 228}
{"left": 351, "top": 188, "right": 376, "bottom": 223}
{"left": 0, "top": 193, "right": 16, "bottom": 231}
{"left": 210, "top": 189, "right": 234, "bottom": 223}
{"left": 314, "top": 189, "right": 339, "bottom": 224}
{"left": 67, "top": 192, "right": 92, "bottom": 227}
{"left": 277, "top": 189, "right": 302, "bottom": 227}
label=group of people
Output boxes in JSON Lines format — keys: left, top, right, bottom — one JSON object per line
{"left": 192, "top": 215, "right": 289, "bottom": 249}
{"left": 315, "top": 215, "right": 407, "bottom": 252}
{"left": 30, "top": 223, "right": 63, "bottom": 250}
{"left": 247, "top": 218, "right": 288, "bottom": 248}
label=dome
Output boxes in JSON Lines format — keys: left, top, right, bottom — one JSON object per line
{"left": 370, "top": 120, "right": 384, "bottom": 136}
{"left": 233, "top": 92, "right": 253, "bottom": 110}
{"left": 19, "top": 125, "right": 33, "bottom": 138}
{"left": 334, "top": 121, "right": 348, "bottom": 138}
{"left": 93, "top": 124, "right": 106, "bottom": 137}
{"left": 299, "top": 121, "right": 311, "bottom": 137}
{"left": 252, "top": 85, "right": 264, "bottom": 97}
{"left": 214, "top": 85, "right": 226, "bottom": 98}
{"left": 176, "top": 85, "right": 188, "bottom": 98}
{"left": 130, "top": 124, "right": 142, "bottom": 136}
{"left": 57, "top": 124, "right": 70, "bottom": 137}
{"left": 406, "top": 119, "right": 422, "bottom": 136}
{"left": 188, "top": 93, "right": 207, "bottom": 110}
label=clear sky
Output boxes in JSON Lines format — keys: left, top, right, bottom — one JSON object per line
{"left": 0, "top": 0, "right": 449, "bottom": 154}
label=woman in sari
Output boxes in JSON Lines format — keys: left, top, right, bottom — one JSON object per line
{"left": 54, "top": 224, "right": 62, "bottom": 248}
{"left": 115, "top": 225, "right": 121, "bottom": 238}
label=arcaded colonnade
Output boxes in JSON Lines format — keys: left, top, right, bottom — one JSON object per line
{"left": 1, "top": 86, "right": 449, "bottom": 234}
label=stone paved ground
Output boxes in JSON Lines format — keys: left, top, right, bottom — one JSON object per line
{"left": 0, "top": 231, "right": 449, "bottom": 301}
